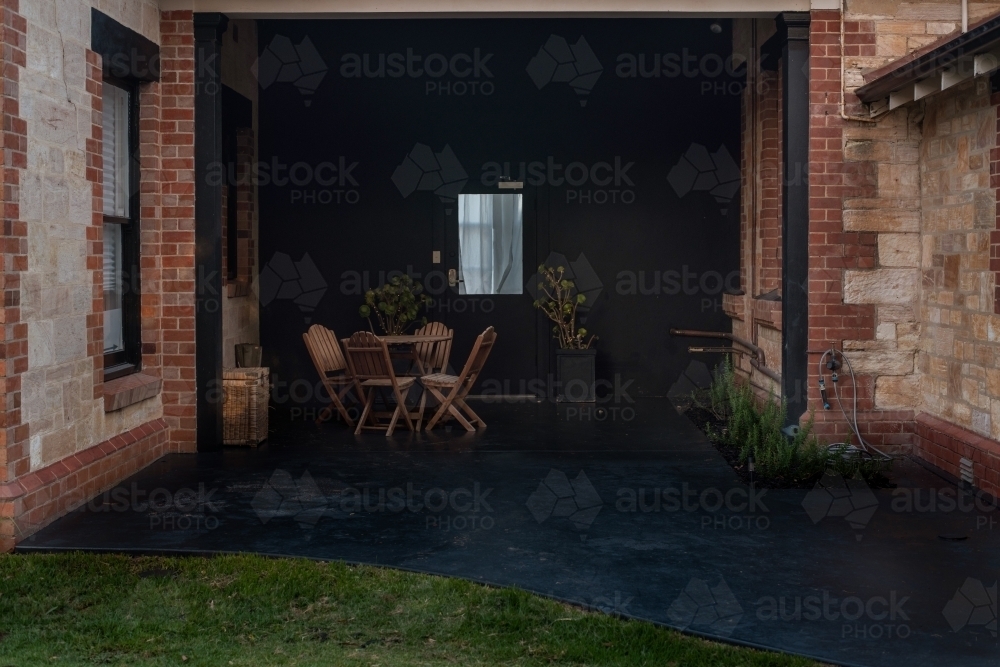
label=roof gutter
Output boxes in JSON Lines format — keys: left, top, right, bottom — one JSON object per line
{"left": 855, "top": 11, "right": 1000, "bottom": 105}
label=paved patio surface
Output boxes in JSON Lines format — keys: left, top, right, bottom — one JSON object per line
{"left": 18, "top": 399, "right": 1000, "bottom": 667}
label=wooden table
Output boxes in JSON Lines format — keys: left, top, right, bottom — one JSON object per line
{"left": 378, "top": 334, "right": 452, "bottom": 375}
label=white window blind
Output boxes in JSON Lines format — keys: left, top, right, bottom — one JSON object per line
{"left": 102, "top": 83, "right": 129, "bottom": 218}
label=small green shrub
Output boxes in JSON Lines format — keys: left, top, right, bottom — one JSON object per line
{"left": 703, "top": 359, "right": 827, "bottom": 482}
{"left": 698, "top": 358, "right": 890, "bottom": 485}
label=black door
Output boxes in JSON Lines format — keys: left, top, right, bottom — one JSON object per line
{"left": 431, "top": 187, "right": 544, "bottom": 396}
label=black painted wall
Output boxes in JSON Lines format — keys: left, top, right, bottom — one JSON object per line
{"left": 257, "top": 18, "right": 741, "bottom": 400}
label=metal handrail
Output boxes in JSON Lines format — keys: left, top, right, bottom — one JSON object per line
{"left": 670, "top": 328, "right": 781, "bottom": 383}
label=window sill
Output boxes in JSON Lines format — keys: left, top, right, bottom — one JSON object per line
{"left": 104, "top": 373, "right": 162, "bottom": 412}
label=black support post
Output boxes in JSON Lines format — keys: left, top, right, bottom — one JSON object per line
{"left": 194, "top": 13, "right": 228, "bottom": 452}
{"left": 778, "top": 12, "right": 810, "bottom": 426}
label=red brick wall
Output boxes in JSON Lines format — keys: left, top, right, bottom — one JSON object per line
{"left": 159, "top": 11, "right": 198, "bottom": 451}
{"left": 0, "top": 420, "right": 170, "bottom": 548}
{"left": 0, "top": 0, "right": 28, "bottom": 551}
{"left": 86, "top": 51, "right": 105, "bottom": 401}
{"left": 915, "top": 414, "right": 1000, "bottom": 501}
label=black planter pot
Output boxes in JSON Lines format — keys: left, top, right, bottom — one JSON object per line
{"left": 555, "top": 348, "right": 597, "bottom": 402}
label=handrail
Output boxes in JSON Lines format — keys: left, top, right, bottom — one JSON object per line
{"left": 670, "top": 328, "right": 781, "bottom": 383}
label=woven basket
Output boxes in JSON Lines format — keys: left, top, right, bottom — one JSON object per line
{"left": 223, "top": 367, "right": 269, "bottom": 446}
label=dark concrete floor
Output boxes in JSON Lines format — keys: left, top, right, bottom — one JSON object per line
{"left": 18, "top": 399, "right": 1000, "bottom": 667}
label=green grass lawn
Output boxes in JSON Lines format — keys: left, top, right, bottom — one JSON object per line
{"left": 0, "top": 553, "right": 819, "bottom": 666}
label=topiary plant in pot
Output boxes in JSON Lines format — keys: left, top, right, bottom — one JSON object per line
{"left": 533, "top": 264, "right": 598, "bottom": 402}
{"left": 359, "top": 274, "right": 432, "bottom": 335}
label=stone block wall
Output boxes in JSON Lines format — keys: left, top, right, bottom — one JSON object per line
{"left": 2, "top": 4, "right": 198, "bottom": 550}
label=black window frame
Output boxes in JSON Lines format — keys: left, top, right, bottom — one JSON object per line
{"left": 102, "top": 75, "right": 142, "bottom": 381}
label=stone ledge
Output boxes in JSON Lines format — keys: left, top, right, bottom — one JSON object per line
{"left": 103, "top": 373, "right": 162, "bottom": 412}
{"left": 752, "top": 297, "right": 782, "bottom": 329}
{"left": 722, "top": 292, "right": 744, "bottom": 321}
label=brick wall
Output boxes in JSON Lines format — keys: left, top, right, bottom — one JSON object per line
{"left": 158, "top": 11, "right": 198, "bottom": 451}
{"left": 0, "top": 0, "right": 28, "bottom": 551}
{"left": 2, "top": 5, "right": 197, "bottom": 551}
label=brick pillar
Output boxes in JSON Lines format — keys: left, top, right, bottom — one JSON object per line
{"left": 85, "top": 51, "right": 105, "bottom": 402}
{"left": 159, "top": 11, "right": 198, "bottom": 452}
{"left": 0, "top": 0, "right": 27, "bottom": 553}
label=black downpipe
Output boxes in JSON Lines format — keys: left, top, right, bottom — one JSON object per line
{"left": 779, "top": 12, "right": 811, "bottom": 426}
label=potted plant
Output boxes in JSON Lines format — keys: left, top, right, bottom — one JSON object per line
{"left": 359, "top": 274, "right": 432, "bottom": 335}
{"left": 533, "top": 264, "right": 598, "bottom": 402}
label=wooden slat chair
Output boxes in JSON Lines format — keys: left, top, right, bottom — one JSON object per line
{"left": 411, "top": 321, "right": 453, "bottom": 375}
{"left": 407, "top": 322, "right": 454, "bottom": 430}
{"left": 302, "top": 324, "right": 355, "bottom": 427}
{"left": 344, "top": 331, "right": 417, "bottom": 436}
{"left": 421, "top": 326, "right": 496, "bottom": 432}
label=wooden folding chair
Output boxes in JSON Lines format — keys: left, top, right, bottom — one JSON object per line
{"left": 302, "top": 324, "right": 354, "bottom": 427}
{"left": 408, "top": 322, "right": 453, "bottom": 430}
{"left": 344, "top": 331, "right": 417, "bottom": 436}
{"left": 421, "top": 327, "right": 496, "bottom": 432}
{"left": 411, "top": 321, "right": 453, "bottom": 375}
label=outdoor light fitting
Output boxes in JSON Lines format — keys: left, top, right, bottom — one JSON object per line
{"left": 498, "top": 181, "right": 523, "bottom": 189}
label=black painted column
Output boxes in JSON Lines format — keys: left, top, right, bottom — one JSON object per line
{"left": 779, "top": 12, "right": 810, "bottom": 426}
{"left": 194, "top": 13, "right": 228, "bottom": 452}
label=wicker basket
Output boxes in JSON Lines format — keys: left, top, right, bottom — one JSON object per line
{"left": 223, "top": 367, "right": 269, "bottom": 446}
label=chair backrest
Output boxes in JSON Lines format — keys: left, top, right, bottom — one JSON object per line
{"left": 454, "top": 326, "right": 496, "bottom": 387}
{"left": 343, "top": 331, "right": 395, "bottom": 381}
{"left": 414, "top": 321, "right": 453, "bottom": 374}
{"left": 303, "top": 324, "right": 348, "bottom": 376}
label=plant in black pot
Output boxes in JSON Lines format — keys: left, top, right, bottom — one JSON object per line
{"left": 533, "top": 264, "right": 597, "bottom": 402}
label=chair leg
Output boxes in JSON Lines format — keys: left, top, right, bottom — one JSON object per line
{"left": 446, "top": 402, "right": 475, "bottom": 431}
{"left": 320, "top": 380, "right": 355, "bottom": 428}
{"left": 425, "top": 386, "right": 458, "bottom": 431}
{"left": 455, "top": 398, "right": 486, "bottom": 429}
{"left": 393, "top": 385, "right": 415, "bottom": 433}
{"left": 386, "top": 404, "right": 401, "bottom": 436}
{"left": 415, "top": 388, "right": 428, "bottom": 431}
{"left": 355, "top": 389, "right": 376, "bottom": 435}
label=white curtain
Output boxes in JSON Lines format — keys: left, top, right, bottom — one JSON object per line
{"left": 458, "top": 193, "right": 523, "bottom": 295}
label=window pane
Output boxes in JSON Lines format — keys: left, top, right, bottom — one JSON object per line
{"left": 102, "top": 83, "right": 129, "bottom": 218}
{"left": 458, "top": 193, "right": 523, "bottom": 295}
{"left": 103, "top": 223, "right": 124, "bottom": 353}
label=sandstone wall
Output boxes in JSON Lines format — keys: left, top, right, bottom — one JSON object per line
{"left": 20, "top": 0, "right": 162, "bottom": 470}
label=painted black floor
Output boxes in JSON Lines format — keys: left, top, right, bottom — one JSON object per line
{"left": 19, "top": 399, "right": 1000, "bottom": 667}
